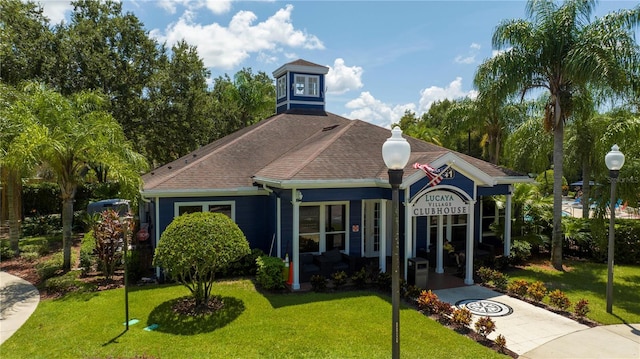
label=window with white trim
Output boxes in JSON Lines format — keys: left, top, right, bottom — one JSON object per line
{"left": 299, "top": 203, "right": 348, "bottom": 253}
{"left": 174, "top": 201, "right": 235, "bottom": 221}
{"left": 294, "top": 74, "right": 320, "bottom": 97}
{"left": 277, "top": 76, "right": 286, "bottom": 99}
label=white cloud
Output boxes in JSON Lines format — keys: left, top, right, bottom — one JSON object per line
{"left": 156, "top": 0, "right": 232, "bottom": 15}
{"left": 204, "top": 0, "right": 233, "bottom": 14}
{"left": 34, "top": 0, "right": 72, "bottom": 24}
{"left": 325, "top": 59, "right": 363, "bottom": 95}
{"left": 150, "top": 4, "right": 324, "bottom": 70}
{"left": 418, "top": 77, "right": 478, "bottom": 112}
{"left": 344, "top": 92, "right": 415, "bottom": 129}
{"left": 454, "top": 42, "right": 481, "bottom": 64}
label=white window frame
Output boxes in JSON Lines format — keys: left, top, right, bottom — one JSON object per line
{"left": 174, "top": 201, "right": 236, "bottom": 221}
{"left": 294, "top": 74, "right": 320, "bottom": 97}
{"left": 277, "top": 76, "right": 287, "bottom": 99}
{"left": 299, "top": 201, "right": 349, "bottom": 254}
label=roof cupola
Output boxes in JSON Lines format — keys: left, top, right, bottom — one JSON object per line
{"left": 272, "top": 59, "right": 329, "bottom": 114}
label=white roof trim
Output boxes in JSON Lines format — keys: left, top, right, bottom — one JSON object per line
{"left": 253, "top": 176, "right": 387, "bottom": 189}
{"left": 140, "top": 187, "right": 264, "bottom": 198}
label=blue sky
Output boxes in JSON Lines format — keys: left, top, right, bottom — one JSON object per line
{"left": 37, "top": 0, "right": 638, "bottom": 129}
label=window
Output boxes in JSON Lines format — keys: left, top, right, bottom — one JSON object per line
{"left": 294, "top": 74, "right": 320, "bottom": 97}
{"left": 299, "top": 203, "right": 348, "bottom": 253}
{"left": 277, "top": 76, "right": 286, "bottom": 99}
{"left": 175, "top": 201, "right": 235, "bottom": 221}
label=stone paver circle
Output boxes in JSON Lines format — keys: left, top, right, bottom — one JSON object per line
{"left": 455, "top": 298, "right": 513, "bottom": 317}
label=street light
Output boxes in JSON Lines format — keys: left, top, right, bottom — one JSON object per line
{"left": 382, "top": 126, "right": 411, "bottom": 359}
{"left": 604, "top": 144, "right": 625, "bottom": 314}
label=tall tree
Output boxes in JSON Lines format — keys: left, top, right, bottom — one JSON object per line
{"left": 475, "top": 0, "right": 640, "bottom": 270}
{"left": 210, "top": 68, "right": 275, "bottom": 139}
{"left": 0, "top": 84, "right": 26, "bottom": 255}
{"left": 3, "top": 83, "right": 148, "bottom": 270}
{"left": 49, "top": 0, "right": 159, "bottom": 153}
{"left": 0, "top": 0, "right": 55, "bottom": 84}
{"left": 145, "top": 41, "right": 214, "bottom": 166}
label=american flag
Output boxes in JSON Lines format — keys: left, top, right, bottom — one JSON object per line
{"left": 413, "top": 162, "right": 443, "bottom": 186}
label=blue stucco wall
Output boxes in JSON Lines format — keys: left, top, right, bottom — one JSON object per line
{"left": 157, "top": 195, "right": 272, "bottom": 252}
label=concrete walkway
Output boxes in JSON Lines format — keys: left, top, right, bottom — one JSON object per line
{"left": 435, "top": 285, "right": 640, "bottom": 359}
{"left": 0, "top": 271, "right": 40, "bottom": 345}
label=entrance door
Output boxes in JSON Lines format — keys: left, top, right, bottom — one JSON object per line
{"left": 363, "top": 200, "right": 381, "bottom": 258}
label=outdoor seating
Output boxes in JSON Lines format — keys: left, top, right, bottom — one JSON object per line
{"left": 299, "top": 253, "right": 321, "bottom": 282}
{"left": 315, "top": 249, "right": 352, "bottom": 276}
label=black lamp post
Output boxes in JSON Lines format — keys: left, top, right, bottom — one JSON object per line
{"left": 604, "top": 144, "right": 625, "bottom": 314}
{"left": 121, "top": 214, "right": 133, "bottom": 329}
{"left": 382, "top": 127, "right": 411, "bottom": 359}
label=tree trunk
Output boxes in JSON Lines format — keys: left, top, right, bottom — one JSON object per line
{"left": 581, "top": 161, "right": 591, "bottom": 219}
{"left": 551, "top": 104, "right": 565, "bottom": 271}
{"left": 61, "top": 185, "right": 76, "bottom": 272}
{"left": 7, "top": 169, "right": 21, "bottom": 256}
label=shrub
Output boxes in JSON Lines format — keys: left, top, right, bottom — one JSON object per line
{"left": 403, "top": 284, "right": 421, "bottom": 300}
{"left": 350, "top": 267, "right": 368, "bottom": 288}
{"left": 92, "top": 210, "right": 129, "bottom": 280}
{"left": 476, "top": 267, "right": 494, "bottom": 284}
{"left": 526, "top": 281, "right": 547, "bottom": 302}
{"left": 218, "top": 248, "right": 265, "bottom": 278}
{"left": 44, "top": 271, "right": 90, "bottom": 293}
{"left": 35, "top": 252, "right": 64, "bottom": 280}
{"left": 494, "top": 334, "right": 507, "bottom": 353}
{"left": 435, "top": 300, "right": 453, "bottom": 324}
{"left": 376, "top": 271, "right": 392, "bottom": 292}
{"left": 451, "top": 307, "right": 473, "bottom": 329}
{"left": 574, "top": 299, "right": 590, "bottom": 317}
{"left": 331, "top": 271, "right": 348, "bottom": 288}
{"left": 548, "top": 289, "right": 571, "bottom": 311}
{"left": 79, "top": 231, "right": 96, "bottom": 275}
{"left": 476, "top": 267, "right": 508, "bottom": 290}
{"left": 507, "top": 279, "right": 529, "bottom": 297}
{"left": 492, "top": 271, "right": 509, "bottom": 290}
{"left": 509, "top": 239, "right": 532, "bottom": 264}
{"left": 255, "top": 256, "right": 285, "bottom": 290}
{"left": 154, "top": 212, "right": 251, "bottom": 306}
{"left": 417, "top": 290, "right": 440, "bottom": 314}
{"left": 474, "top": 316, "right": 496, "bottom": 337}
{"left": 0, "top": 241, "right": 16, "bottom": 260}
{"left": 310, "top": 274, "right": 328, "bottom": 292}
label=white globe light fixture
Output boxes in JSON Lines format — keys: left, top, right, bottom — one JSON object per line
{"left": 604, "top": 144, "right": 624, "bottom": 314}
{"left": 382, "top": 127, "right": 412, "bottom": 170}
{"left": 381, "top": 126, "right": 411, "bottom": 359}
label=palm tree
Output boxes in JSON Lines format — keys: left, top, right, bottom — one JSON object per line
{"left": 3, "top": 82, "right": 148, "bottom": 271}
{"left": 474, "top": 0, "right": 640, "bottom": 270}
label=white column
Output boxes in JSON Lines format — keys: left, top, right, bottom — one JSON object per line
{"left": 292, "top": 190, "right": 300, "bottom": 290}
{"left": 504, "top": 192, "right": 512, "bottom": 257}
{"left": 465, "top": 201, "right": 476, "bottom": 285}
{"left": 426, "top": 216, "right": 431, "bottom": 252}
{"left": 380, "top": 199, "right": 387, "bottom": 273}
{"left": 436, "top": 215, "right": 444, "bottom": 273}
{"left": 276, "top": 197, "right": 281, "bottom": 258}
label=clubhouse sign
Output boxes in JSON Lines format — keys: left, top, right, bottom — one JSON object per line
{"left": 412, "top": 190, "right": 469, "bottom": 216}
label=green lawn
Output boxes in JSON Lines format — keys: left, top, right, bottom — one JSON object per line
{"left": 507, "top": 260, "right": 640, "bottom": 325}
{"left": 1, "top": 279, "right": 505, "bottom": 359}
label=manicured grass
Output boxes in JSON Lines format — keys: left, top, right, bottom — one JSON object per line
{"left": 2, "top": 279, "right": 505, "bottom": 359}
{"left": 507, "top": 260, "right": 640, "bottom": 325}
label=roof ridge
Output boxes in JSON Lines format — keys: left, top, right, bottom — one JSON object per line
{"left": 284, "top": 121, "right": 357, "bottom": 178}
{"left": 147, "top": 114, "right": 281, "bottom": 187}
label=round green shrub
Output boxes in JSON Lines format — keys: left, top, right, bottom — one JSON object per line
{"left": 153, "top": 212, "right": 250, "bottom": 306}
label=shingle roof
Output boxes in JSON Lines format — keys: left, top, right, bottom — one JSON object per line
{"left": 141, "top": 111, "right": 526, "bottom": 192}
